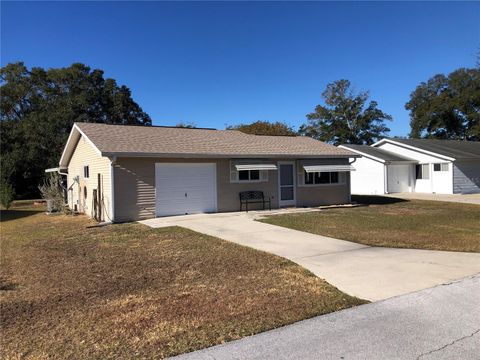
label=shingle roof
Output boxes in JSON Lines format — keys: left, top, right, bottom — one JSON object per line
{"left": 340, "top": 144, "right": 416, "bottom": 162}
{"left": 74, "top": 123, "right": 356, "bottom": 158}
{"left": 384, "top": 138, "right": 480, "bottom": 160}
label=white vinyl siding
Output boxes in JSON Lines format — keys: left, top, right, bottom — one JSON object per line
{"left": 349, "top": 156, "right": 386, "bottom": 195}
{"left": 66, "top": 136, "right": 112, "bottom": 221}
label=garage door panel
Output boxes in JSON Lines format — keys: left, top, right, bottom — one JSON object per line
{"left": 155, "top": 163, "right": 217, "bottom": 216}
{"left": 387, "top": 165, "right": 411, "bottom": 193}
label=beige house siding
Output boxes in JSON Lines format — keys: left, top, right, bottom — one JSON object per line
{"left": 113, "top": 158, "right": 278, "bottom": 222}
{"left": 295, "top": 158, "right": 351, "bottom": 206}
{"left": 296, "top": 177, "right": 350, "bottom": 206}
{"left": 66, "top": 136, "right": 112, "bottom": 221}
{"left": 113, "top": 157, "right": 351, "bottom": 222}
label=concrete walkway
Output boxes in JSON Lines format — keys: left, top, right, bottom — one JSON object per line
{"left": 171, "top": 274, "right": 480, "bottom": 360}
{"left": 140, "top": 212, "right": 480, "bottom": 301}
{"left": 385, "top": 192, "right": 480, "bottom": 205}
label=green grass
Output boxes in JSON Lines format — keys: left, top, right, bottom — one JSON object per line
{"left": 260, "top": 195, "right": 480, "bottom": 253}
{"left": 0, "top": 202, "right": 366, "bottom": 359}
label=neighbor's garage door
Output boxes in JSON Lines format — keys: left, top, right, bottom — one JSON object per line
{"left": 155, "top": 163, "right": 217, "bottom": 217}
{"left": 387, "top": 164, "right": 411, "bottom": 193}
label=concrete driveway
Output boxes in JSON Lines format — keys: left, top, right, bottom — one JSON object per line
{"left": 171, "top": 274, "right": 480, "bottom": 360}
{"left": 140, "top": 212, "right": 480, "bottom": 301}
{"left": 385, "top": 192, "right": 480, "bottom": 205}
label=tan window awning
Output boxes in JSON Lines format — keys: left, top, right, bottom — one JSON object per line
{"left": 235, "top": 164, "right": 278, "bottom": 171}
{"left": 303, "top": 164, "right": 355, "bottom": 173}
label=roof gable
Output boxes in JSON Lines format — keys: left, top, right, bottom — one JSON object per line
{"left": 373, "top": 138, "right": 480, "bottom": 160}
{"left": 339, "top": 144, "right": 416, "bottom": 163}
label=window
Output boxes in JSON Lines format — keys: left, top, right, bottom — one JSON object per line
{"left": 238, "top": 170, "right": 260, "bottom": 181}
{"left": 83, "top": 165, "right": 89, "bottom": 178}
{"left": 83, "top": 186, "right": 87, "bottom": 199}
{"left": 433, "top": 163, "right": 449, "bottom": 172}
{"left": 415, "top": 164, "right": 430, "bottom": 180}
{"left": 304, "top": 171, "right": 339, "bottom": 185}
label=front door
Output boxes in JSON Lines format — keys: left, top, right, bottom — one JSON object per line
{"left": 278, "top": 161, "right": 296, "bottom": 207}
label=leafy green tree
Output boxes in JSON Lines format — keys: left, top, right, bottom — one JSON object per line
{"left": 0, "top": 178, "right": 15, "bottom": 210}
{"left": 406, "top": 68, "right": 480, "bottom": 140}
{"left": 227, "top": 121, "right": 297, "bottom": 136}
{"left": 299, "top": 80, "right": 391, "bottom": 145}
{"left": 0, "top": 62, "right": 151, "bottom": 198}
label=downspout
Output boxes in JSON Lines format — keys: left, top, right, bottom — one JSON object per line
{"left": 110, "top": 156, "right": 117, "bottom": 223}
{"left": 348, "top": 158, "right": 357, "bottom": 203}
{"left": 384, "top": 162, "right": 389, "bottom": 194}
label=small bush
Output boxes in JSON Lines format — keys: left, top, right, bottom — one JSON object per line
{"left": 39, "top": 173, "right": 65, "bottom": 213}
{"left": 0, "top": 179, "right": 15, "bottom": 210}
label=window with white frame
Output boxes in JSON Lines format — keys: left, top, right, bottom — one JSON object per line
{"left": 229, "top": 161, "right": 271, "bottom": 183}
{"left": 304, "top": 171, "right": 340, "bottom": 185}
{"left": 238, "top": 169, "right": 260, "bottom": 181}
{"left": 83, "top": 165, "right": 90, "bottom": 179}
{"left": 415, "top": 164, "right": 430, "bottom": 179}
{"left": 433, "top": 163, "right": 449, "bottom": 172}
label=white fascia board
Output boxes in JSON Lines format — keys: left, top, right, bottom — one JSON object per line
{"left": 101, "top": 152, "right": 359, "bottom": 159}
{"left": 338, "top": 145, "right": 386, "bottom": 164}
{"left": 372, "top": 139, "right": 455, "bottom": 161}
{"left": 59, "top": 124, "right": 103, "bottom": 167}
{"left": 59, "top": 126, "right": 79, "bottom": 167}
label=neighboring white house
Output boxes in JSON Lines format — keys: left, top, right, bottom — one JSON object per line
{"left": 338, "top": 144, "right": 417, "bottom": 195}
{"left": 340, "top": 139, "right": 480, "bottom": 195}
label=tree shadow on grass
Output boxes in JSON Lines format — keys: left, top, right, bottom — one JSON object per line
{"left": 0, "top": 209, "right": 44, "bottom": 222}
{"left": 352, "top": 195, "right": 409, "bottom": 205}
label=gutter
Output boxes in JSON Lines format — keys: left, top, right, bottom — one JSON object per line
{"left": 45, "top": 167, "right": 68, "bottom": 176}
{"left": 100, "top": 152, "right": 360, "bottom": 159}
{"left": 109, "top": 156, "right": 117, "bottom": 223}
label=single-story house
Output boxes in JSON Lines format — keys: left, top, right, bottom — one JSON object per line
{"left": 340, "top": 138, "right": 480, "bottom": 195}
{"left": 58, "top": 123, "right": 358, "bottom": 222}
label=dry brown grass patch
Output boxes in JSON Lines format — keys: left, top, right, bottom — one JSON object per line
{"left": 1, "top": 203, "right": 365, "bottom": 359}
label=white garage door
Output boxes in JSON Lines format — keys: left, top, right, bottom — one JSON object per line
{"left": 387, "top": 164, "right": 411, "bottom": 193}
{"left": 155, "top": 163, "right": 217, "bottom": 217}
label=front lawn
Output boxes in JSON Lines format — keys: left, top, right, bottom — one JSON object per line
{"left": 260, "top": 196, "right": 480, "bottom": 253}
{"left": 0, "top": 203, "right": 365, "bottom": 359}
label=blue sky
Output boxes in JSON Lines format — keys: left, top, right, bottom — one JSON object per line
{"left": 2, "top": 1, "right": 479, "bottom": 136}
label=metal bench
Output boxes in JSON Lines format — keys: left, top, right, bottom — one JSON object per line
{"left": 239, "top": 191, "right": 271, "bottom": 212}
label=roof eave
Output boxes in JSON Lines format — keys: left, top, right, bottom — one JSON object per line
{"left": 338, "top": 145, "right": 386, "bottom": 163}
{"left": 101, "top": 152, "right": 359, "bottom": 159}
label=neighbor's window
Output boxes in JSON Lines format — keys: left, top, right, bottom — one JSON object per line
{"left": 433, "top": 163, "right": 449, "bottom": 172}
{"left": 415, "top": 164, "right": 430, "bottom": 179}
{"left": 83, "top": 165, "right": 89, "bottom": 178}
{"left": 304, "top": 171, "right": 339, "bottom": 185}
{"left": 238, "top": 170, "right": 260, "bottom": 181}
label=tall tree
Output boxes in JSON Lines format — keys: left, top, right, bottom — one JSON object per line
{"left": 0, "top": 62, "right": 151, "bottom": 198}
{"left": 406, "top": 68, "right": 480, "bottom": 140}
{"left": 299, "top": 80, "right": 391, "bottom": 145}
{"left": 227, "top": 121, "right": 297, "bottom": 136}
